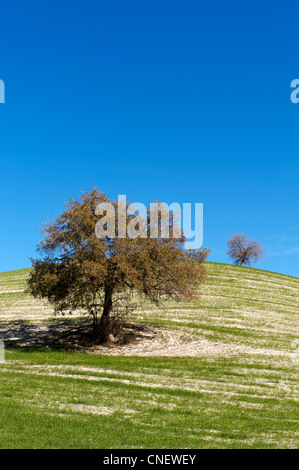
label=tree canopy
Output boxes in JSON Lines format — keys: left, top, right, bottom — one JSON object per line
{"left": 27, "top": 188, "right": 210, "bottom": 342}
{"left": 227, "top": 233, "right": 264, "bottom": 267}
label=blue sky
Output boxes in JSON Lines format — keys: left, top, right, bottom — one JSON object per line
{"left": 1, "top": 0, "right": 299, "bottom": 277}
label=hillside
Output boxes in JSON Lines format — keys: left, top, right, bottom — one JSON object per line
{"left": 1, "top": 263, "right": 298, "bottom": 356}
{"left": 0, "top": 263, "right": 298, "bottom": 448}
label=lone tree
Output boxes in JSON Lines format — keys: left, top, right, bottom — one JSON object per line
{"left": 27, "top": 188, "right": 210, "bottom": 342}
{"left": 227, "top": 233, "right": 264, "bottom": 267}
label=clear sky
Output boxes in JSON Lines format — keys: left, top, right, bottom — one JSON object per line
{"left": 1, "top": 0, "right": 299, "bottom": 277}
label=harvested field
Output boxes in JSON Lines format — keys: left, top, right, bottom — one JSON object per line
{"left": 0, "top": 263, "right": 298, "bottom": 448}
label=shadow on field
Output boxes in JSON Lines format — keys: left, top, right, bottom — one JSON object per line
{"left": 0, "top": 319, "right": 157, "bottom": 351}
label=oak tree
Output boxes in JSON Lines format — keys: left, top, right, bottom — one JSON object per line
{"left": 227, "top": 233, "right": 264, "bottom": 267}
{"left": 27, "top": 188, "right": 210, "bottom": 342}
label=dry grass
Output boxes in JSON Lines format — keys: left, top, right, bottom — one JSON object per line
{"left": 0, "top": 263, "right": 298, "bottom": 449}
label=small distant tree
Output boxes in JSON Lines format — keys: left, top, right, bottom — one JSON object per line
{"left": 227, "top": 233, "right": 264, "bottom": 267}
{"left": 27, "top": 188, "right": 210, "bottom": 342}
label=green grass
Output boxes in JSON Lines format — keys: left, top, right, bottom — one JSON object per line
{"left": 0, "top": 263, "right": 298, "bottom": 448}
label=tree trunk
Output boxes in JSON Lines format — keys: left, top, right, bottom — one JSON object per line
{"left": 100, "top": 288, "right": 113, "bottom": 323}
{"left": 99, "top": 282, "right": 114, "bottom": 331}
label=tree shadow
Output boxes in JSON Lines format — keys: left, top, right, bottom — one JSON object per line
{"left": 0, "top": 319, "right": 90, "bottom": 350}
{"left": 0, "top": 319, "right": 158, "bottom": 351}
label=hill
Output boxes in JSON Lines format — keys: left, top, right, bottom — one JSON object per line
{"left": 0, "top": 263, "right": 298, "bottom": 448}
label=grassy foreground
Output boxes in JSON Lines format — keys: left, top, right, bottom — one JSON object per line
{"left": 0, "top": 263, "right": 298, "bottom": 448}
